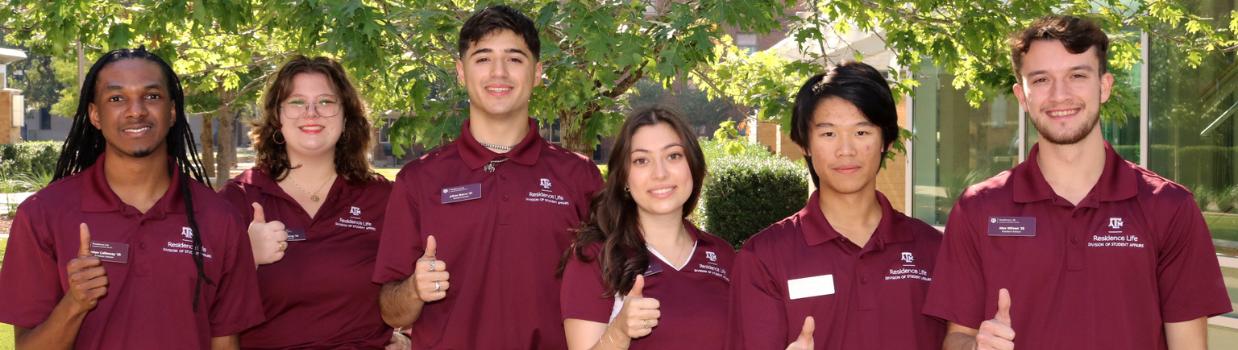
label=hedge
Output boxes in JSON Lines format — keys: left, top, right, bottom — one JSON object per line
{"left": 0, "top": 141, "right": 60, "bottom": 178}
{"left": 697, "top": 153, "right": 809, "bottom": 250}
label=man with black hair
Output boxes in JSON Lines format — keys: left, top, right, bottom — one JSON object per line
{"left": 0, "top": 47, "right": 264, "bottom": 349}
{"left": 924, "top": 15, "right": 1231, "bottom": 350}
{"left": 727, "top": 61, "right": 945, "bottom": 350}
{"left": 373, "top": 4, "right": 603, "bottom": 349}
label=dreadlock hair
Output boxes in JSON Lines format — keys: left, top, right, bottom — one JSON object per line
{"left": 557, "top": 106, "right": 707, "bottom": 297}
{"left": 53, "top": 46, "right": 214, "bottom": 311}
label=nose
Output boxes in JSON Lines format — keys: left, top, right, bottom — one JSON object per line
{"left": 492, "top": 59, "right": 509, "bottom": 78}
{"left": 652, "top": 157, "right": 670, "bottom": 180}
{"left": 836, "top": 134, "right": 857, "bottom": 157}
{"left": 304, "top": 104, "right": 323, "bottom": 119}
{"left": 1048, "top": 77, "right": 1072, "bottom": 104}
{"left": 125, "top": 97, "right": 149, "bottom": 119}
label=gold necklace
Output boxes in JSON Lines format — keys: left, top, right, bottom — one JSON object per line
{"left": 288, "top": 173, "right": 335, "bottom": 202}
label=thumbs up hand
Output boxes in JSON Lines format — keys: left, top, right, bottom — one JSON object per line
{"left": 614, "top": 275, "right": 661, "bottom": 340}
{"left": 785, "top": 316, "right": 814, "bottom": 350}
{"left": 248, "top": 203, "right": 288, "bottom": 266}
{"left": 413, "top": 236, "right": 449, "bottom": 302}
{"left": 976, "top": 288, "right": 1015, "bottom": 350}
{"left": 66, "top": 223, "right": 108, "bottom": 313}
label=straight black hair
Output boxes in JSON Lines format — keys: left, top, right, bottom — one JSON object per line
{"left": 53, "top": 46, "right": 214, "bottom": 312}
{"left": 458, "top": 4, "right": 541, "bottom": 61}
{"left": 789, "top": 61, "right": 899, "bottom": 186}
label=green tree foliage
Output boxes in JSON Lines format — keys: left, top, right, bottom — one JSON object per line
{"left": 2, "top": 0, "right": 1233, "bottom": 161}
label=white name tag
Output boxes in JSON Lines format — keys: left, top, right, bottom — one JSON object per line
{"left": 787, "top": 274, "right": 835, "bottom": 300}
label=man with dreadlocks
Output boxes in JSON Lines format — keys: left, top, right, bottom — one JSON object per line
{"left": 0, "top": 47, "right": 264, "bottom": 349}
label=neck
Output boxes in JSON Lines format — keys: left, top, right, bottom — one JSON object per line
{"left": 284, "top": 152, "right": 337, "bottom": 184}
{"left": 103, "top": 147, "right": 172, "bottom": 213}
{"left": 638, "top": 212, "right": 690, "bottom": 248}
{"left": 1036, "top": 131, "right": 1106, "bottom": 205}
{"left": 818, "top": 187, "right": 882, "bottom": 246}
{"left": 469, "top": 111, "right": 529, "bottom": 153}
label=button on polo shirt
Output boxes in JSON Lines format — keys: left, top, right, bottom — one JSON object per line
{"left": 373, "top": 118, "right": 604, "bottom": 349}
{"left": 0, "top": 154, "right": 264, "bottom": 349}
{"left": 561, "top": 221, "right": 734, "bottom": 349}
{"left": 923, "top": 142, "right": 1232, "bottom": 350}
{"left": 220, "top": 169, "right": 393, "bottom": 350}
{"left": 728, "top": 191, "right": 945, "bottom": 350}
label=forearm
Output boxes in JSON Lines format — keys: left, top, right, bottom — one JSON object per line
{"left": 210, "top": 335, "right": 240, "bottom": 350}
{"left": 380, "top": 279, "right": 425, "bottom": 328}
{"left": 943, "top": 332, "right": 977, "bottom": 350}
{"left": 15, "top": 297, "right": 90, "bottom": 350}
{"left": 1165, "top": 317, "right": 1208, "bottom": 350}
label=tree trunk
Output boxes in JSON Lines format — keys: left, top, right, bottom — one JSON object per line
{"left": 201, "top": 115, "right": 215, "bottom": 180}
{"left": 215, "top": 81, "right": 236, "bottom": 189}
{"left": 558, "top": 110, "right": 594, "bottom": 157}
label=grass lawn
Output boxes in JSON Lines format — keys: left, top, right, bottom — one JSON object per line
{"left": 1204, "top": 213, "right": 1238, "bottom": 242}
{"left": 376, "top": 168, "right": 400, "bottom": 181}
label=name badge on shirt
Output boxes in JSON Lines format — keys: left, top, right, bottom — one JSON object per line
{"left": 441, "top": 183, "right": 482, "bottom": 204}
{"left": 285, "top": 228, "right": 306, "bottom": 241}
{"left": 988, "top": 217, "right": 1036, "bottom": 237}
{"left": 787, "top": 274, "right": 834, "bottom": 300}
{"left": 89, "top": 241, "right": 129, "bottom": 264}
{"left": 644, "top": 260, "right": 663, "bottom": 277}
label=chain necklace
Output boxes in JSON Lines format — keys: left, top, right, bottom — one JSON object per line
{"left": 478, "top": 141, "right": 515, "bottom": 151}
{"left": 288, "top": 173, "right": 335, "bottom": 202}
{"left": 484, "top": 158, "right": 510, "bottom": 173}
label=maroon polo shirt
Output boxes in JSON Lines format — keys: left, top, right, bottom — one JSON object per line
{"left": 727, "top": 191, "right": 945, "bottom": 350}
{"left": 560, "top": 221, "right": 734, "bottom": 349}
{"left": 373, "top": 118, "right": 604, "bottom": 349}
{"left": 219, "top": 169, "right": 393, "bottom": 350}
{"left": 0, "top": 154, "right": 264, "bottom": 349}
{"left": 923, "top": 142, "right": 1232, "bottom": 350}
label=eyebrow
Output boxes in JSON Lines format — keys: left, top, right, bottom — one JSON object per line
{"left": 469, "top": 47, "right": 530, "bottom": 58}
{"left": 814, "top": 121, "right": 877, "bottom": 128}
{"left": 631, "top": 143, "right": 684, "bottom": 153}
{"left": 1026, "top": 64, "right": 1095, "bottom": 77}
{"left": 103, "top": 83, "right": 166, "bottom": 91}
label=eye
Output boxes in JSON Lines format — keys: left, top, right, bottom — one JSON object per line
{"left": 146, "top": 93, "right": 162, "bottom": 100}
{"left": 856, "top": 131, "right": 869, "bottom": 136}
{"left": 632, "top": 157, "right": 648, "bottom": 165}
{"left": 508, "top": 57, "right": 524, "bottom": 63}
{"left": 285, "top": 99, "right": 305, "bottom": 107}
{"left": 476, "top": 57, "right": 490, "bottom": 63}
{"left": 318, "top": 99, "right": 339, "bottom": 106}
{"left": 107, "top": 95, "right": 124, "bottom": 102}
{"left": 823, "top": 132, "right": 835, "bottom": 137}
{"left": 668, "top": 152, "right": 683, "bottom": 160}
{"left": 1072, "top": 73, "right": 1087, "bottom": 79}
{"left": 1032, "top": 77, "right": 1048, "bottom": 84}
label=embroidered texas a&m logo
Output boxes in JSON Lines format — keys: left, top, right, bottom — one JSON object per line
{"left": 1108, "top": 217, "right": 1123, "bottom": 230}
{"left": 350, "top": 206, "right": 361, "bottom": 216}
{"left": 705, "top": 251, "right": 717, "bottom": 262}
{"left": 901, "top": 252, "right": 914, "bottom": 264}
{"left": 181, "top": 227, "right": 193, "bottom": 239}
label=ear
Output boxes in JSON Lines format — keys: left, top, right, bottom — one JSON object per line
{"left": 1099, "top": 72, "right": 1114, "bottom": 104}
{"left": 535, "top": 61, "right": 544, "bottom": 87}
{"left": 455, "top": 60, "right": 465, "bottom": 87}
{"left": 1013, "top": 82, "right": 1029, "bottom": 113}
{"left": 88, "top": 103, "right": 101, "bottom": 129}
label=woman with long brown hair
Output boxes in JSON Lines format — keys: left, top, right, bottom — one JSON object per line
{"left": 218, "top": 55, "right": 407, "bottom": 349}
{"left": 560, "top": 106, "right": 734, "bottom": 350}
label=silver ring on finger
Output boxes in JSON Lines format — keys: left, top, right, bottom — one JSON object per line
{"left": 435, "top": 281, "right": 441, "bottom": 293}
{"left": 429, "top": 260, "right": 436, "bottom": 272}
{"left": 644, "top": 319, "right": 652, "bottom": 329}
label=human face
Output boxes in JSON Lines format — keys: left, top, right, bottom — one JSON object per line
{"left": 89, "top": 59, "right": 175, "bottom": 159}
{"left": 455, "top": 30, "right": 543, "bottom": 120}
{"left": 801, "top": 97, "right": 886, "bottom": 197}
{"left": 1014, "top": 40, "right": 1113, "bottom": 145}
{"left": 627, "top": 123, "right": 693, "bottom": 221}
{"left": 279, "top": 73, "right": 344, "bottom": 159}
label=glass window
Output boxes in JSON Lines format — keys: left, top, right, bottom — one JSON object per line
{"left": 911, "top": 63, "right": 1021, "bottom": 226}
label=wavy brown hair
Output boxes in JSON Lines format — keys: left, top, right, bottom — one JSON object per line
{"left": 558, "top": 106, "right": 707, "bottom": 296}
{"left": 251, "top": 55, "right": 376, "bottom": 183}
{"left": 1010, "top": 14, "right": 1109, "bottom": 84}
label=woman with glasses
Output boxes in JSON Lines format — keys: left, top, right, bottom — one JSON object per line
{"left": 218, "top": 56, "right": 407, "bottom": 349}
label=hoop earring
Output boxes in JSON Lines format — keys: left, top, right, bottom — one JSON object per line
{"left": 273, "top": 131, "right": 286, "bottom": 145}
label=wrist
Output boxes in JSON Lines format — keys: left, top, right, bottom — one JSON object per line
{"left": 605, "top": 324, "right": 631, "bottom": 349}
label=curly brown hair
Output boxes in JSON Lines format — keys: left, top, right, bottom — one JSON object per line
{"left": 1010, "top": 14, "right": 1109, "bottom": 84}
{"left": 251, "top": 55, "right": 376, "bottom": 183}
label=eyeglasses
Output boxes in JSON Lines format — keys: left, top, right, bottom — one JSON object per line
{"left": 281, "top": 96, "right": 342, "bottom": 119}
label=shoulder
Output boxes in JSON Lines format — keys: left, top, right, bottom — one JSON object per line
{"left": 542, "top": 142, "right": 600, "bottom": 174}
{"left": 187, "top": 180, "right": 244, "bottom": 222}
{"left": 956, "top": 169, "right": 1016, "bottom": 207}
{"left": 1129, "top": 162, "right": 1195, "bottom": 206}
{"left": 899, "top": 212, "right": 943, "bottom": 242}
{"left": 739, "top": 213, "right": 804, "bottom": 254}
{"left": 23, "top": 173, "right": 86, "bottom": 211}
{"left": 356, "top": 172, "right": 394, "bottom": 192}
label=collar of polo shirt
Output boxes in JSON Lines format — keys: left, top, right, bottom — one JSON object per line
{"left": 1013, "top": 142, "right": 1138, "bottom": 207}
{"left": 458, "top": 118, "right": 543, "bottom": 170}
{"left": 82, "top": 152, "right": 195, "bottom": 215}
{"left": 798, "top": 190, "right": 911, "bottom": 250}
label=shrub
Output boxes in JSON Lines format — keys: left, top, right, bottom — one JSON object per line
{"left": 698, "top": 153, "right": 810, "bottom": 250}
{"left": 0, "top": 141, "right": 60, "bottom": 180}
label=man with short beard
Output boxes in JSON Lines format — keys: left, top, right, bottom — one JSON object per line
{"left": 924, "top": 15, "right": 1231, "bottom": 350}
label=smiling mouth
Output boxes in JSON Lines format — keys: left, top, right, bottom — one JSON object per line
{"left": 486, "top": 87, "right": 513, "bottom": 93}
{"left": 1047, "top": 109, "right": 1081, "bottom": 117}
{"left": 650, "top": 187, "right": 674, "bottom": 195}
{"left": 123, "top": 126, "right": 151, "bottom": 134}
{"left": 299, "top": 125, "right": 324, "bottom": 131}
